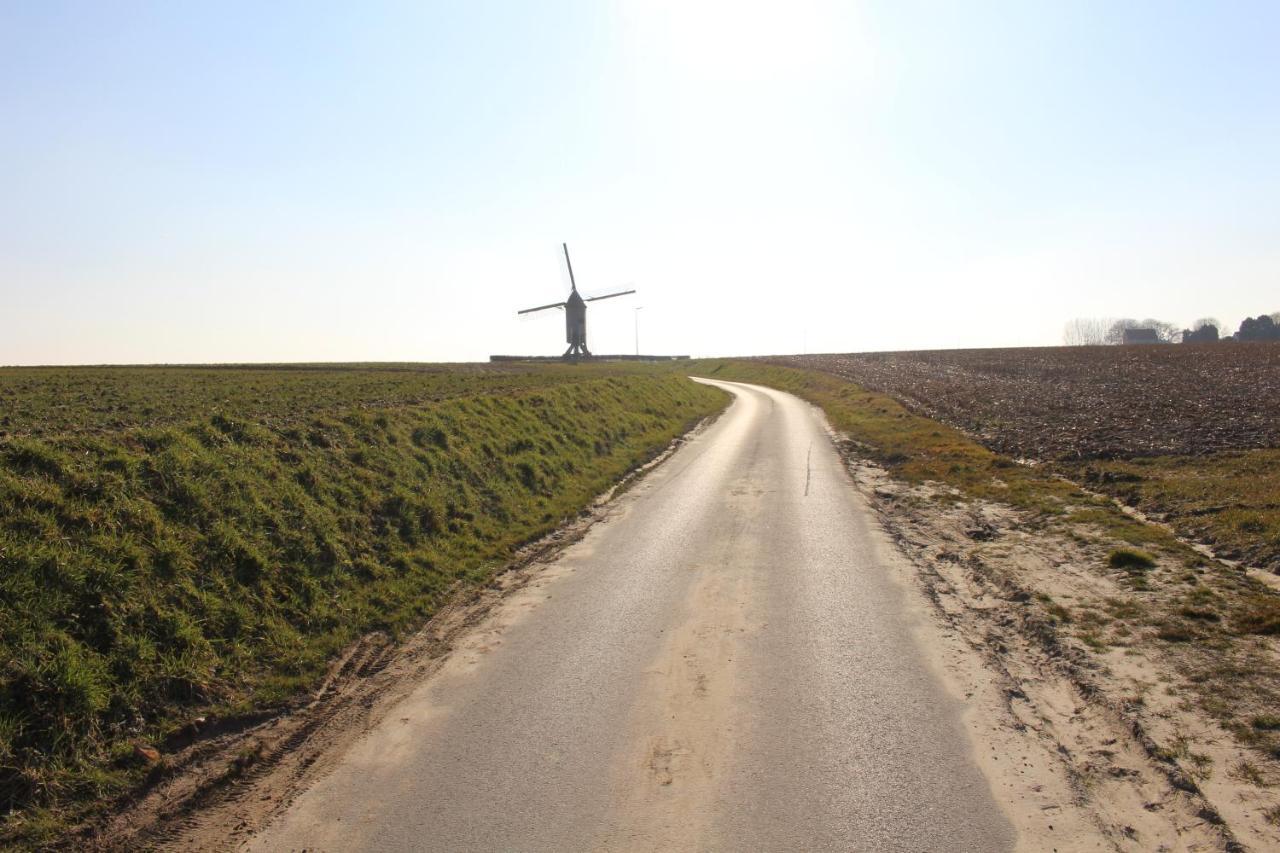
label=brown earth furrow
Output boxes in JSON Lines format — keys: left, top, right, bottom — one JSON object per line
{"left": 768, "top": 344, "right": 1280, "bottom": 461}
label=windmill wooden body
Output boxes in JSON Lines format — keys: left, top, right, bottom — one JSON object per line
{"left": 518, "top": 244, "right": 635, "bottom": 358}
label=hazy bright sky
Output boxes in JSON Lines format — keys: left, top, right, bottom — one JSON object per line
{"left": 3, "top": 1, "right": 1278, "bottom": 364}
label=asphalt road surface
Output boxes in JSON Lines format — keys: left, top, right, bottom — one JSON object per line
{"left": 246, "top": 379, "right": 1014, "bottom": 852}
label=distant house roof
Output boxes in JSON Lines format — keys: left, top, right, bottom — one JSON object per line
{"left": 1123, "top": 328, "right": 1161, "bottom": 344}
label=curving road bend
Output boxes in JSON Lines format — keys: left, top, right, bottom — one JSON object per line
{"left": 245, "top": 379, "right": 1014, "bottom": 852}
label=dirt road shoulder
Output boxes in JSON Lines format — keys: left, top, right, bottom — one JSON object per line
{"left": 696, "top": 361, "right": 1280, "bottom": 851}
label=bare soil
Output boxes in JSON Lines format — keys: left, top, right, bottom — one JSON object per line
{"left": 773, "top": 344, "right": 1280, "bottom": 460}
{"left": 834, "top": 441, "right": 1280, "bottom": 851}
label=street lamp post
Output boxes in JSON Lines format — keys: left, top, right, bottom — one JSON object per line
{"left": 634, "top": 307, "right": 644, "bottom": 357}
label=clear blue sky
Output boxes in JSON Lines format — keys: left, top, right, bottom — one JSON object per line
{"left": 3, "top": 1, "right": 1277, "bottom": 364}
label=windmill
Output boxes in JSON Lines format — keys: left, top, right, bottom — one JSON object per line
{"left": 518, "top": 243, "right": 636, "bottom": 359}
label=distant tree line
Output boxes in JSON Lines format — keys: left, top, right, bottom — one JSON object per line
{"left": 1063, "top": 312, "right": 1280, "bottom": 345}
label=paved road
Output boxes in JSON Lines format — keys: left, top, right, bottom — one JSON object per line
{"left": 247, "top": 380, "right": 1013, "bottom": 852}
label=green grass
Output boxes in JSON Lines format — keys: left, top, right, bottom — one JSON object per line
{"left": 0, "top": 362, "right": 686, "bottom": 438}
{"left": 1108, "top": 547, "right": 1158, "bottom": 571}
{"left": 1235, "top": 594, "right": 1280, "bottom": 635}
{"left": 0, "top": 365, "right": 727, "bottom": 843}
{"left": 1062, "top": 450, "right": 1280, "bottom": 573}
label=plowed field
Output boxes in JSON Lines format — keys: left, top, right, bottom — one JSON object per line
{"left": 772, "top": 344, "right": 1280, "bottom": 460}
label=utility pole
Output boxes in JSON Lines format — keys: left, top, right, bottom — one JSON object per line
{"left": 634, "top": 306, "right": 644, "bottom": 356}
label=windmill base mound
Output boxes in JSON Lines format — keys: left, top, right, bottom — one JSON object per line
{"left": 489, "top": 354, "right": 690, "bottom": 363}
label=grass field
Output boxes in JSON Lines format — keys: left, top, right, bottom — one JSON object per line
{"left": 0, "top": 362, "right": 671, "bottom": 438}
{"left": 0, "top": 363, "right": 726, "bottom": 843}
{"left": 1071, "top": 450, "right": 1280, "bottom": 572}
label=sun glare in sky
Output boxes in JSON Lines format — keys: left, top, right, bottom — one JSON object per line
{"left": 2, "top": 1, "right": 1277, "bottom": 364}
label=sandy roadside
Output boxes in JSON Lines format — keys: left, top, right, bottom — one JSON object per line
{"left": 827, "top": 420, "right": 1277, "bottom": 851}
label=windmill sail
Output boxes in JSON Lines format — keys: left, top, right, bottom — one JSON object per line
{"left": 584, "top": 289, "right": 636, "bottom": 303}
{"left": 562, "top": 243, "right": 578, "bottom": 292}
{"left": 517, "top": 300, "right": 567, "bottom": 315}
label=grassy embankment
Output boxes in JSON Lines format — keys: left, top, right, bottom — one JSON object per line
{"left": 0, "top": 364, "right": 726, "bottom": 843}
{"left": 690, "top": 360, "right": 1280, "bottom": 763}
{"left": 1067, "top": 452, "right": 1280, "bottom": 574}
